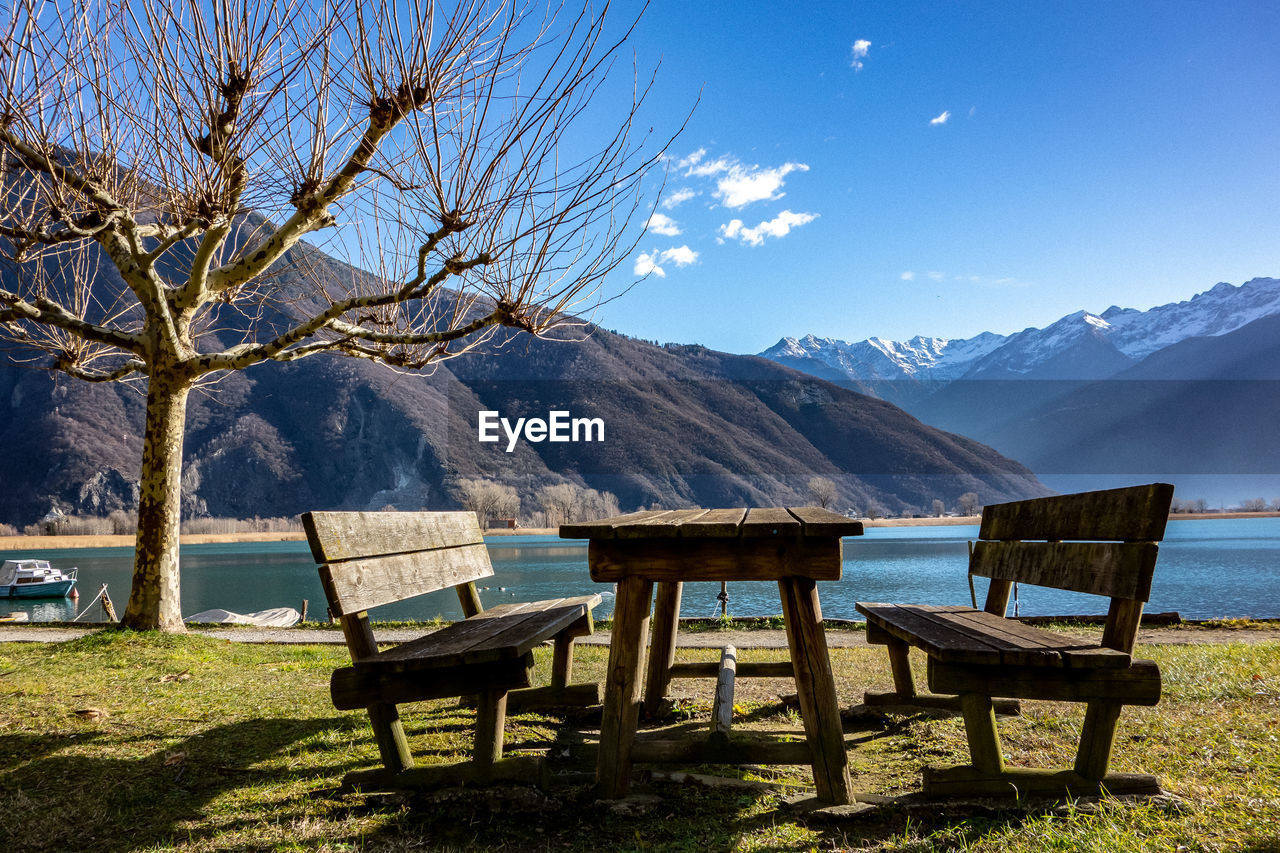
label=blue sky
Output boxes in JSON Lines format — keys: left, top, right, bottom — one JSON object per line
{"left": 593, "top": 1, "right": 1280, "bottom": 353}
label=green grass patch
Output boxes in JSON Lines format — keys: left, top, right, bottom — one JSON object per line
{"left": 0, "top": 632, "right": 1277, "bottom": 851}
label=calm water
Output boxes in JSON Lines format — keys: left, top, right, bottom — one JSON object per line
{"left": 3, "top": 518, "right": 1278, "bottom": 623}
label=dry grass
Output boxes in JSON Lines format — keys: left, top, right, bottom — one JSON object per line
{"left": 0, "top": 631, "right": 1276, "bottom": 851}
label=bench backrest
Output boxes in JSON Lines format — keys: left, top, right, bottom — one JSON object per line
{"left": 302, "top": 511, "right": 492, "bottom": 620}
{"left": 971, "top": 483, "right": 1174, "bottom": 652}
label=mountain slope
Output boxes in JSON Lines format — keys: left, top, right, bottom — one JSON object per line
{"left": 0, "top": 294, "right": 1047, "bottom": 526}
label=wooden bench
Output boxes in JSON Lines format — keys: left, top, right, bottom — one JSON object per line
{"left": 302, "top": 510, "right": 601, "bottom": 790}
{"left": 855, "top": 483, "right": 1174, "bottom": 797}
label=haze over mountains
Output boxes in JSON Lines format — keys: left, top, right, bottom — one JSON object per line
{"left": 762, "top": 277, "right": 1280, "bottom": 503}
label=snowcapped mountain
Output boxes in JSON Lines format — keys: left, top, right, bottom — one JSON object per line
{"left": 762, "top": 277, "right": 1280, "bottom": 384}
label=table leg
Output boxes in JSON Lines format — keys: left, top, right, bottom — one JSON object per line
{"left": 643, "top": 581, "right": 683, "bottom": 716}
{"left": 597, "top": 576, "right": 654, "bottom": 799}
{"left": 778, "top": 577, "right": 853, "bottom": 805}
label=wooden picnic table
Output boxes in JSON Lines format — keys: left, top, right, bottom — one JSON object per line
{"left": 560, "top": 507, "right": 864, "bottom": 805}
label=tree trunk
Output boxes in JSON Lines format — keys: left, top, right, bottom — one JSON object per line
{"left": 120, "top": 369, "right": 191, "bottom": 632}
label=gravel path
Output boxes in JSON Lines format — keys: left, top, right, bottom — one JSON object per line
{"left": 2, "top": 624, "right": 1278, "bottom": 647}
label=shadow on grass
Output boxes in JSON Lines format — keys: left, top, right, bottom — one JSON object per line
{"left": 0, "top": 715, "right": 352, "bottom": 853}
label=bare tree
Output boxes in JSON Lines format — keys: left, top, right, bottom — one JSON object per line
{"left": 806, "top": 476, "right": 837, "bottom": 509}
{"left": 536, "top": 483, "right": 577, "bottom": 528}
{"left": 931, "top": 498, "right": 945, "bottom": 517}
{"left": 451, "top": 477, "right": 519, "bottom": 527}
{"left": 955, "top": 492, "right": 981, "bottom": 516}
{"left": 0, "top": 0, "right": 665, "bottom": 630}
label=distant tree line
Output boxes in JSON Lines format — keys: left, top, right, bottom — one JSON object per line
{"left": 450, "top": 479, "right": 621, "bottom": 528}
{"left": 3, "top": 512, "right": 303, "bottom": 537}
{"left": 805, "top": 476, "right": 983, "bottom": 519}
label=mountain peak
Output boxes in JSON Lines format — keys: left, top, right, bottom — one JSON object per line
{"left": 759, "top": 276, "right": 1280, "bottom": 383}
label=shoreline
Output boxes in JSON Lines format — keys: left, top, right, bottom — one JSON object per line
{"left": 2, "top": 510, "right": 1274, "bottom": 551}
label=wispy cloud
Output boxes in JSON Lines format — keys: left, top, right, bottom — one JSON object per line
{"left": 633, "top": 246, "right": 699, "bottom": 278}
{"left": 930, "top": 110, "right": 951, "bottom": 126}
{"left": 718, "top": 210, "right": 818, "bottom": 246}
{"left": 850, "top": 39, "right": 871, "bottom": 70}
{"left": 647, "top": 212, "right": 681, "bottom": 237}
{"left": 716, "top": 162, "right": 809, "bottom": 208}
{"left": 673, "top": 149, "right": 811, "bottom": 209}
{"left": 661, "top": 187, "right": 698, "bottom": 210}
{"left": 900, "top": 270, "right": 1031, "bottom": 288}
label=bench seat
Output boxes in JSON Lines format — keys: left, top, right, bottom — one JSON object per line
{"left": 330, "top": 596, "right": 598, "bottom": 711}
{"left": 857, "top": 603, "right": 1131, "bottom": 669}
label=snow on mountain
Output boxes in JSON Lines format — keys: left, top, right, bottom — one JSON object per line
{"left": 761, "top": 277, "right": 1280, "bottom": 384}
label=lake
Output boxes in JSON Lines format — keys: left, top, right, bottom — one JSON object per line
{"left": 3, "top": 518, "right": 1278, "bottom": 623}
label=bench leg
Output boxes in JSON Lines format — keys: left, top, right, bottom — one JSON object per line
{"left": 552, "top": 634, "right": 575, "bottom": 689}
{"left": 778, "top": 577, "right": 853, "bottom": 806}
{"left": 597, "top": 577, "right": 653, "bottom": 799}
{"left": 475, "top": 688, "right": 508, "bottom": 766}
{"left": 887, "top": 638, "right": 917, "bottom": 698}
{"left": 1074, "top": 700, "right": 1123, "bottom": 780}
{"left": 367, "top": 703, "right": 414, "bottom": 773}
{"left": 644, "top": 581, "right": 683, "bottom": 717}
{"left": 960, "top": 693, "right": 1005, "bottom": 776}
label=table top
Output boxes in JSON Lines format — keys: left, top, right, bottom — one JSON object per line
{"left": 560, "top": 507, "right": 864, "bottom": 541}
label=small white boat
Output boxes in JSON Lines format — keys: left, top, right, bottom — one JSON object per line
{"left": 183, "top": 607, "right": 301, "bottom": 627}
{"left": 0, "top": 559, "right": 78, "bottom": 599}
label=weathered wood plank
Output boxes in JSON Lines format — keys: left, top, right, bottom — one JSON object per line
{"left": 630, "top": 737, "right": 813, "bottom": 766}
{"left": 668, "top": 660, "right": 797, "bottom": 679}
{"left": 675, "top": 508, "right": 748, "bottom": 538}
{"left": 365, "top": 596, "right": 599, "bottom": 670}
{"left": 785, "top": 507, "right": 865, "bottom": 538}
{"left": 589, "top": 537, "right": 842, "bottom": 582}
{"left": 614, "top": 509, "right": 708, "bottom": 539}
{"left": 558, "top": 510, "right": 674, "bottom": 539}
{"left": 855, "top": 603, "right": 1011, "bottom": 665}
{"left": 970, "top": 541, "right": 1158, "bottom": 601}
{"left": 740, "top": 507, "right": 802, "bottom": 537}
{"left": 341, "top": 756, "right": 550, "bottom": 792}
{"left": 928, "top": 658, "right": 1162, "bottom": 705}
{"left": 303, "top": 511, "right": 484, "bottom": 563}
{"left": 979, "top": 483, "right": 1174, "bottom": 542}
{"left": 331, "top": 657, "right": 533, "bottom": 710}
{"left": 321, "top": 543, "right": 495, "bottom": 616}
{"left": 863, "top": 691, "right": 1022, "bottom": 714}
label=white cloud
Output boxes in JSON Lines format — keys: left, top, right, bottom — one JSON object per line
{"left": 647, "top": 212, "right": 681, "bottom": 237}
{"left": 671, "top": 149, "right": 811, "bottom": 208}
{"left": 634, "top": 252, "right": 665, "bottom": 278}
{"left": 633, "top": 245, "right": 699, "bottom": 278}
{"left": 661, "top": 187, "right": 698, "bottom": 209}
{"left": 675, "top": 148, "right": 706, "bottom": 171}
{"left": 851, "top": 39, "right": 871, "bottom": 70}
{"left": 718, "top": 210, "right": 818, "bottom": 246}
{"left": 927, "top": 271, "right": 945, "bottom": 281}
{"left": 660, "top": 245, "right": 698, "bottom": 267}
{"left": 716, "top": 162, "right": 809, "bottom": 208}
{"left": 930, "top": 110, "right": 951, "bottom": 126}
{"left": 900, "top": 271, "right": 915, "bottom": 281}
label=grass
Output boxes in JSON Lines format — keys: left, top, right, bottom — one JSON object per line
{"left": 0, "top": 631, "right": 1277, "bottom": 852}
